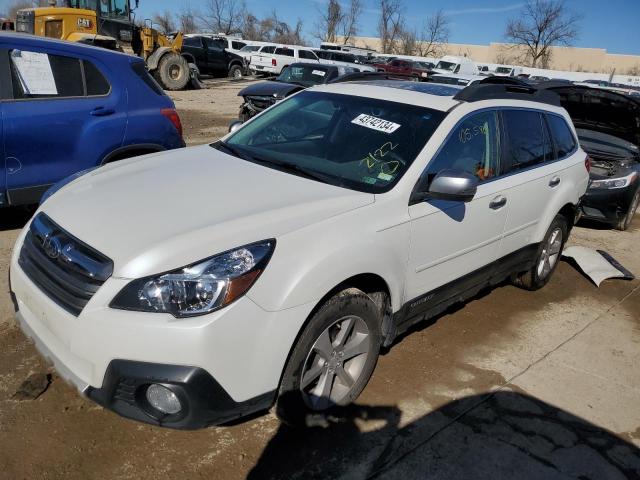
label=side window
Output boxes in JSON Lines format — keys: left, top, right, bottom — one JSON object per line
{"left": 390, "top": 60, "right": 401, "bottom": 67}
{"left": 232, "top": 41, "right": 245, "bottom": 50}
{"left": 205, "top": 38, "right": 224, "bottom": 50}
{"left": 547, "top": 114, "right": 577, "bottom": 158}
{"left": 10, "top": 50, "right": 83, "bottom": 98}
{"left": 183, "top": 37, "right": 201, "bottom": 47}
{"left": 299, "top": 50, "right": 317, "bottom": 60}
{"left": 262, "top": 46, "right": 275, "bottom": 54}
{"left": 275, "top": 48, "right": 294, "bottom": 57}
{"left": 427, "top": 110, "right": 501, "bottom": 182}
{"left": 83, "top": 60, "right": 110, "bottom": 96}
{"left": 502, "top": 110, "right": 553, "bottom": 172}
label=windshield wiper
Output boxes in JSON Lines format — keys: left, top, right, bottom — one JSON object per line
{"left": 252, "top": 157, "right": 337, "bottom": 184}
{"left": 216, "top": 141, "right": 256, "bottom": 162}
{"left": 216, "top": 141, "right": 340, "bottom": 186}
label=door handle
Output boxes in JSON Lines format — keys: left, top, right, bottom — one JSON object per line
{"left": 489, "top": 195, "right": 507, "bottom": 210}
{"left": 90, "top": 107, "right": 115, "bottom": 117}
{"left": 549, "top": 176, "right": 561, "bottom": 188}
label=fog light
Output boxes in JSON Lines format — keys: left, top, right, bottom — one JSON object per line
{"left": 146, "top": 384, "right": 182, "bottom": 415}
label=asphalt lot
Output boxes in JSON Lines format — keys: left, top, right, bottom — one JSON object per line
{"left": 0, "top": 78, "right": 639, "bottom": 479}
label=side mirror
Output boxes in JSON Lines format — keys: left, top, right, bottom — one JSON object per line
{"left": 422, "top": 169, "right": 478, "bottom": 203}
{"left": 228, "top": 120, "right": 243, "bottom": 133}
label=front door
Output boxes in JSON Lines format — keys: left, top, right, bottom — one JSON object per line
{"left": 3, "top": 46, "right": 125, "bottom": 205}
{"left": 405, "top": 110, "right": 510, "bottom": 319}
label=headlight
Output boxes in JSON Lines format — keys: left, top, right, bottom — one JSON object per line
{"left": 110, "top": 240, "right": 275, "bottom": 317}
{"left": 40, "top": 167, "right": 98, "bottom": 205}
{"left": 589, "top": 172, "right": 637, "bottom": 190}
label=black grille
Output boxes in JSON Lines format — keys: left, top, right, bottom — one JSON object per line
{"left": 247, "top": 95, "right": 276, "bottom": 112}
{"left": 18, "top": 213, "right": 113, "bottom": 316}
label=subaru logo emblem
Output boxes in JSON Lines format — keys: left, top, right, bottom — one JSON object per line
{"left": 43, "top": 236, "right": 62, "bottom": 259}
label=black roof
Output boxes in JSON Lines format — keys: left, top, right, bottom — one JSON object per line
{"left": 453, "top": 77, "right": 561, "bottom": 106}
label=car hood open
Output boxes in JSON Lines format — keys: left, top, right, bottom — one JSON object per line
{"left": 40, "top": 145, "right": 374, "bottom": 278}
{"left": 238, "top": 81, "right": 304, "bottom": 98}
{"left": 543, "top": 84, "right": 640, "bottom": 149}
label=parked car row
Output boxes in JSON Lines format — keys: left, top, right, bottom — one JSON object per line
{"left": 3, "top": 33, "right": 638, "bottom": 433}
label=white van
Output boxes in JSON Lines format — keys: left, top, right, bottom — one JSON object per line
{"left": 432, "top": 55, "right": 479, "bottom": 76}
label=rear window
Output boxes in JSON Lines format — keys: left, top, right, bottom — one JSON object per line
{"left": 502, "top": 110, "right": 554, "bottom": 171}
{"left": 83, "top": 60, "right": 110, "bottom": 96}
{"left": 232, "top": 41, "right": 246, "bottom": 50}
{"left": 131, "top": 61, "right": 164, "bottom": 95}
{"left": 547, "top": 114, "right": 577, "bottom": 158}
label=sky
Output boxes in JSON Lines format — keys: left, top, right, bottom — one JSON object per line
{"left": 135, "top": 0, "right": 640, "bottom": 55}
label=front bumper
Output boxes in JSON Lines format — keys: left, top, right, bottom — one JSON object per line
{"left": 580, "top": 184, "right": 636, "bottom": 224}
{"left": 10, "top": 234, "right": 314, "bottom": 428}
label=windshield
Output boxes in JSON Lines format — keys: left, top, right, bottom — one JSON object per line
{"left": 240, "top": 45, "right": 261, "bottom": 52}
{"left": 219, "top": 91, "right": 445, "bottom": 193}
{"left": 435, "top": 61, "right": 457, "bottom": 72}
{"left": 275, "top": 65, "right": 331, "bottom": 87}
{"left": 496, "top": 67, "right": 512, "bottom": 74}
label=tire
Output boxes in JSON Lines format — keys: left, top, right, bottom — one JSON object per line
{"left": 228, "top": 64, "right": 243, "bottom": 79}
{"left": 615, "top": 187, "right": 640, "bottom": 231}
{"left": 153, "top": 53, "right": 189, "bottom": 91}
{"left": 513, "top": 214, "right": 568, "bottom": 291}
{"left": 276, "top": 289, "right": 381, "bottom": 426}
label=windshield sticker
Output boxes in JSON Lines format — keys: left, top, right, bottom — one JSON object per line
{"left": 378, "top": 172, "right": 393, "bottom": 181}
{"left": 10, "top": 50, "right": 57, "bottom": 95}
{"left": 312, "top": 70, "right": 326, "bottom": 76}
{"left": 362, "top": 176, "right": 377, "bottom": 184}
{"left": 352, "top": 114, "right": 401, "bottom": 134}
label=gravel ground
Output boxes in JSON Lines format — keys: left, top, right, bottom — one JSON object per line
{"left": 0, "top": 78, "right": 638, "bottom": 480}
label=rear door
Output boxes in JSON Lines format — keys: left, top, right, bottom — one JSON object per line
{"left": 3, "top": 46, "right": 125, "bottom": 205}
{"left": 496, "top": 108, "right": 559, "bottom": 258}
{"left": 204, "top": 38, "right": 227, "bottom": 72}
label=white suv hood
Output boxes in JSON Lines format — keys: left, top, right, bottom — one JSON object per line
{"left": 41, "top": 145, "right": 374, "bottom": 278}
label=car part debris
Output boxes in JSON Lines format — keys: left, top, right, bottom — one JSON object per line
{"left": 563, "top": 246, "right": 635, "bottom": 286}
{"left": 12, "top": 373, "right": 51, "bottom": 401}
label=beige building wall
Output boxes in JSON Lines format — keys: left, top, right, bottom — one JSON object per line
{"left": 350, "top": 36, "right": 640, "bottom": 75}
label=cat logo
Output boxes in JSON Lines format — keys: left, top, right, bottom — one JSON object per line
{"left": 77, "top": 18, "right": 92, "bottom": 29}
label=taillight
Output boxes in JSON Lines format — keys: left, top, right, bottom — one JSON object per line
{"left": 161, "top": 108, "right": 183, "bottom": 138}
{"left": 585, "top": 155, "right": 592, "bottom": 173}
{"left": 271, "top": 58, "right": 277, "bottom": 67}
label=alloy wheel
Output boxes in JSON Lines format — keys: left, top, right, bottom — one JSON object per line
{"left": 537, "top": 227, "right": 563, "bottom": 280}
{"left": 300, "top": 315, "right": 371, "bottom": 410}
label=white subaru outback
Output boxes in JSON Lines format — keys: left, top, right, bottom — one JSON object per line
{"left": 10, "top": 79, "right": 589, "bottom": 428}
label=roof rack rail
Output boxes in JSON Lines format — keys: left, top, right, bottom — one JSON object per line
{"left": 335, "top": 71, "right": 408, "bottom": 83}
{"left": 454, "top": 76, "right": 561, "bottom": 106}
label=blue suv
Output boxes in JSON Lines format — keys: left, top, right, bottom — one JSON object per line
{"left": 0, "top": 33, "right": 185, "bottom": 207}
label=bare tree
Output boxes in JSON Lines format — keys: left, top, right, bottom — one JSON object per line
{"left": 340, "top": 0, "right": 362, "bottom": 45}
{"left": 177, "top": 3, "right": 198, "bottom": 34}
{"left": 377, "top": 0, "right": 404, "bottom": 54}
{"left": 415, "top": 9, "right": 449, "bottom": 57}
{"left": 315, "top": 0, "right": 343, "bottom": 43}
{"left": 505, "top": 0, "right": 581, "bottom": 68}
{"left": 397, "top": 28, "right": 417, "bottom": 55}
{"left": 199, "top": 0, "right": 244, "bottom": 35}
{"left": 152, "top": 10, "right": 176, "bottom": 34}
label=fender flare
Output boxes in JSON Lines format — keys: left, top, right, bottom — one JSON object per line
{"left": 146, "top": 47, "right": 175, "bottom": 71}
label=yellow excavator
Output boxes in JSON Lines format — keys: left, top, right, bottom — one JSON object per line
{"left": 14, "top": 0, "right": 193, "bottom": 90}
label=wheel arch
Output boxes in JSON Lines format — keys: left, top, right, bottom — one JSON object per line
{"left": 274, "top": 272, "right": 393, "bottom": 396}
{"left": 101, "top": 144, "right": 165, "bottom": 165}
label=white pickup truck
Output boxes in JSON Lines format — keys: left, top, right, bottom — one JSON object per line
{"left": 249, "top": 46, "right": 319, "bottom": 75}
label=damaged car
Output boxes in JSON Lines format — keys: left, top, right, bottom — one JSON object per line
{"left": 542, "top": 83, "right": 640, "bottom": 230}
{"left": 237, "top": 63, "right": 399, "bottom": 121}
